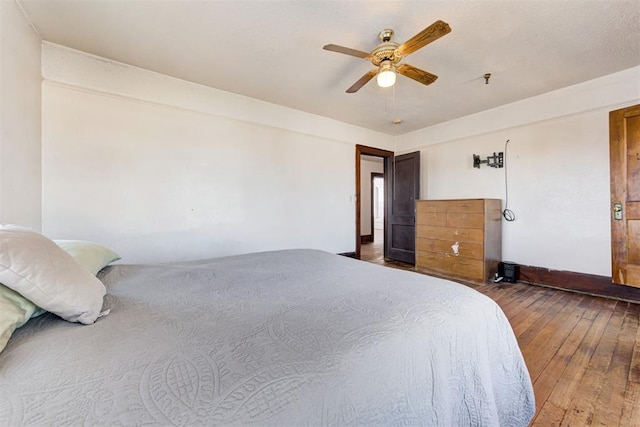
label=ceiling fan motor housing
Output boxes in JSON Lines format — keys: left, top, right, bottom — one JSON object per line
{"left": 371, "top": 41, "right": 401, "bottom": 66}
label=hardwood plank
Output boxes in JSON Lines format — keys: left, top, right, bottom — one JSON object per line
{"left": 488, "top": 288, "right": 531, "bottom": 312}
{"left": 546, "top": 298, "right": 618, "bottom": 411}
{"left": 580, "top": 295, "right": 608, "bottom": 321}
{"left": 629, "top": 304, "right": 640, "bottom": 383}
{"left": 559, "top": 302, "right": 628, "bottom": 426}
{"left": 591, "top": 303, "right": 640, "bottom": 426}
{"left": 514, "top": 291, "right": 574, "bottom": 346}
{"left": 497, "top": 286, "right": 553, "bottom": 318}
{"left": 479, "top": 283, "right": 526, "bottom": 306}
{"left": 519, "top": 293, "right": 586, "bottom": 354}
{"left": 527, "top": 296, "right": 593, "bottom": 386}
{"left": 532, "top": 400, "right": 566, "bottom": 427}
{"left": 620, "top": 381, "right": 640, "bottom": 426}
{"left": 529, "top": 297, "right": 599, "bottom": 417}
{"left": 507, "top": 287, "right": 562, "bottom": 332}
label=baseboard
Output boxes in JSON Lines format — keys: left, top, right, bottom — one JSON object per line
{"left": 518, "top": 265, "right": 640, "bottom": 304}
{"left": 360, "top": 235, "right": 373, "bottom": 243}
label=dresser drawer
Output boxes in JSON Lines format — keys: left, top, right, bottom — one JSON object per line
{"left": 416, "top": 200, "right": 448, "bottom": 214}
{"left": 416, "top": 211, "right": 447, "bottom": 226}
{"left": 416, "top": 225, "right": 484, "bottom": 244}
{"left": 447, "top": 213, "right": 485, "bottom": 229}
{"left": 416, "top": 238, "right": 484, "bottom": 260}
{"left": 444, "top": 199, "right": 484, "bottom": 213}
{"left": 416, "top": 252, "right": 484, "bottom": 282}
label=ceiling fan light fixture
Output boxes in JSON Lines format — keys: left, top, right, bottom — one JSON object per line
{"left": 324, "top": 20, "right": 450, "bottom": 93}
{"left": 377, "top": 60, "right": 396, "bottom": 88}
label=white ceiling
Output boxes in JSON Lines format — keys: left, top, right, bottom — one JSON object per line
{"left": 18, "top": 0, "right": 640, "bottom": 136}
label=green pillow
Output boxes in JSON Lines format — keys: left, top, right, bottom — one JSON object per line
{"left": 0, "top": 283, "right": 38, "bottom": 353}
{"left": 54, "top": 240, "right": 120, "bottom": 275}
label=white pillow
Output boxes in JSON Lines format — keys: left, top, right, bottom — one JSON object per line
{"left": 54, "top": 240, "right": 120, "bottom": 275}
{"left": 0, "top": 225, "right": 106, "bottom": 324}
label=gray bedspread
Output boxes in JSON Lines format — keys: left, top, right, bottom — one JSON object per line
{"left": 0, "top": 249, "right": 534, "bottom": 426}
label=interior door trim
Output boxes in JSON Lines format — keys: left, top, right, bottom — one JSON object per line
{"left": 355, "top": 144, "right": 394, "bottom": 259}
{"left": 371, "top": 172, "right": 384, "bottom": 243}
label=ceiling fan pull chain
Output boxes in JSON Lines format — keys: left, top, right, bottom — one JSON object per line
{"left": 392, "top": 84, "right": 396, "bottom": 121}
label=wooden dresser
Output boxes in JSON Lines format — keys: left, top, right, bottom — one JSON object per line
{"left": 415, "top": 199, "right": 502, "bottom": 284}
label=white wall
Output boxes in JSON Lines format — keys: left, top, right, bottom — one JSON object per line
{"left": 41, "top": 43, "right": 392, "bottom": 263}
{"left": 360, "top": 158, "right": 384, "bottom": 236}
{"left": 32, "top": 40, "right": 640, "bottom": 274}
{"left": 397, "top": 67, "right": 640, "bottom": 277}
{"left": 0, "top": 0, "right": 41, "bottom": 229}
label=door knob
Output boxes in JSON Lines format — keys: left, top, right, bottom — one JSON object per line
{"left": 613, "top": 203, "right": 623, "bottom": 220}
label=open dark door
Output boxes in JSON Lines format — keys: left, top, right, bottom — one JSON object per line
{"left": 385, "top": 151, "right": 420, "bottom": 264}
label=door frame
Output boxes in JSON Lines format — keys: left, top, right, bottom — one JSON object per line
{"left": 371, "top": 172, "right": 384, "bottom": 243}
{"left": 355, "top": 144, "right": 394, "bottom": 259}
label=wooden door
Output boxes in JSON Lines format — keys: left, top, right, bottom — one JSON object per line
{"left": 385, "top": 151, "right": 420, "bottom": 264}
{"left": 610, "top": 104, "right": 640, "bottom": 287}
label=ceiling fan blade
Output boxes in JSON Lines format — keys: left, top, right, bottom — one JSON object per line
{"left": 395, "top": 20, "right": 451, "bottom": 57}
{"left": 346, "top": 69, "right": 377, "bottom": 93}
{"left": 323, "top": 44, "right": 371, "bottom": 60}
{"left": 396, "top": 64, "right": 438, "bottom": 86}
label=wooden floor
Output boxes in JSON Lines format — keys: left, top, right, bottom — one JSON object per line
{"left": 360, "top": 240, "right": 640, "bottom": 426}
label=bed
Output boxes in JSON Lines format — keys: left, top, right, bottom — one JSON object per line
{"left": 1, "top": 243, "right": 534, "bottom": 425}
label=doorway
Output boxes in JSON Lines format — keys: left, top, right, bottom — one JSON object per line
{"left": 355, "top": 145, "right": 420, "bottom": 263}
{"left": 355, "top": 145, "right": 393, "bottom": 259}
{"left": 361, "top": 172, "right": 385, "bottom": 262}
{"left": 372, "top": 173, "right": 384, "bottom": 238}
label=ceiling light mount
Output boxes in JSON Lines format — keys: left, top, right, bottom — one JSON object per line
{"left": 378, "top": 29, "right": 394, "bottom": 42}
{"left": 484, "top": 73, "right": 491, "bottom": 84}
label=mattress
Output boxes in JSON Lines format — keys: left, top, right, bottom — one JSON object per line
{"left": 0, "top": 249, "right": 534, "bottom": 425}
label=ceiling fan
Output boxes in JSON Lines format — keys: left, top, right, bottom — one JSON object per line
{"left": 323, "top": 20, "right": 451, "bottom": 93}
